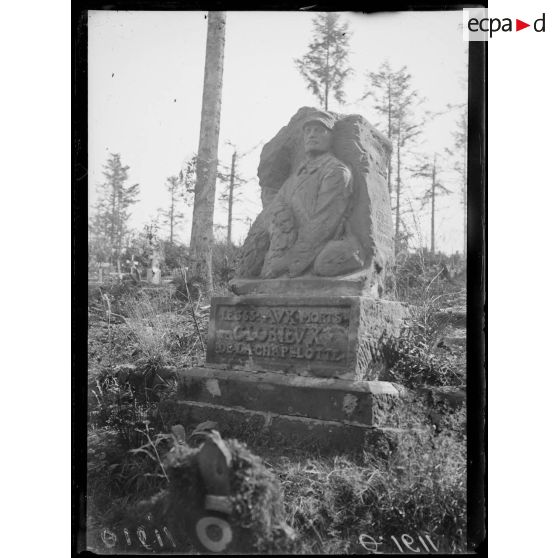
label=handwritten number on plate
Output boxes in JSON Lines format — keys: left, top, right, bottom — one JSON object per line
{"left": 137, "top": 526, "right": 152, "bottom": 550}
{"left": 359, "top": 534, "right": 382, "bottom": 553}
{"left": 401, "top": 534, "right": 420, "bottom": 552}
{"left": 101, "top": 529, "right": 117, "bottom": 548}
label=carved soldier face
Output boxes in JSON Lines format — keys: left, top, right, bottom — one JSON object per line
{"left": 303, "top": 122, "right": 332, "bottom": 155}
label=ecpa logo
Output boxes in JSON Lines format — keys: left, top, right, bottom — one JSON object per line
{"left": 463, "top": 9, "right": 546, "bottom": 41}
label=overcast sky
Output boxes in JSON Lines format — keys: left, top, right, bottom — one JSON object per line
{"left": 89, "top": 10, "right": 468, "bottom": 253}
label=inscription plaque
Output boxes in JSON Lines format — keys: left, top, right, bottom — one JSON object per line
{"left": 207, "top": 296, "right": 360, "bottom": 377}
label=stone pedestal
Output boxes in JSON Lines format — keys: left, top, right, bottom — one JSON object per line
{"left": 162, "top": 107, "right": 417, "bottom": 452}
{"left": 207, "top": 295, "right": 407, "bottom": 381}
{"left": 173, "top": 367, "right": 400, "bottom": 425}
{"left": 163, "top": 289, "right": 413, "bottom": 453}
{"left": 159, "top": 366, "right": 412, "bottom": 455}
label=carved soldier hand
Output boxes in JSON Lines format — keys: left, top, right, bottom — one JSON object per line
{"left": 261, "top": 255, "right": 289, "bottom": 279}
{"left": 287, "top": 257, "right": 309, "bottom": 278}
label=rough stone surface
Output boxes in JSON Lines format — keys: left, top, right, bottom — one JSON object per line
{"left": 229, "top": 274, "right": 377, "bottom": 297}
{"left": 236, "top": 107, "right": 393, "bottom": 289}
{"left": 175, "top": 366, "right": 401, "bottom": 426}
{"left": 159, "top": 398, "right": 418, "bottom": 456}
{"left": 206, "top": 295, "right": 408, "bottom": 380}
{"left": 355, "top": 297, "right": 410, "bottom": 380}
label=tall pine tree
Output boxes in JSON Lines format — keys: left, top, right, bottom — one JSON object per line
{"left": 446, "top": 105, "right": 467, "bottom": 256}
{"left": 216, "top": 143, "right": 256, "bottom": 245}
{"left": 295, "top": 13, "right": 352, "bottom": 111}
{"left": 89, "top": 153, "right": 139, "bottom": 270}
{"left": 414, "top": 154, "right": 452, "bottom": 254}
{"left": 159, "top": 176, "right": 185, "bottom": 245}
{"left": 363, "top": 61, "right": 422, "bottom": 251}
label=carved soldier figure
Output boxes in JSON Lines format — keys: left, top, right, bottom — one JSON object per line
{"left": 237, "top": 110, "right": 364, "bottom": 279}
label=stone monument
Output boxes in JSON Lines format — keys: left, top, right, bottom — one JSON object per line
{"left": 161, "top": 107, "right": 411, "bottom": 453}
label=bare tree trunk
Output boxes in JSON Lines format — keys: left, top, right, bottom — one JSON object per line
{"left": 170, "top": 192, "right": 174, "bottom": 245}
{"left": 462, "top": 136, "right": 467, "bottom": 257}
{"left": 109, "top": 182, "right": 116, "bottom": 264}
{"left": 227, "top": 151, "right": 236, "bottom": 245}
{"left": 431, "top": 156, "right": 436, "bottom": 255}
{"left": 395, "top": 134, "right": 401, "bottom": 253}
{"left": 386, "top": 78, "right": 392, "bottom": 195}
{"left": 116, "top": 187, "right": 123, "bottom": 271}
{"left": 324, "top": 29, "right": 330, "bottom": 111}
{"left": 189, "top": 11, "right": 226, "bottom": 293}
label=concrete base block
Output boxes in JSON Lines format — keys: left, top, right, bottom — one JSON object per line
{"left": 159, "top": 398, "right": 413, "bottom": 456}
{"left": 176, "top": 366, "right": 401, "bottom": 427}
{"left": 158, "top": 366, "right": 424, "bottom": 454}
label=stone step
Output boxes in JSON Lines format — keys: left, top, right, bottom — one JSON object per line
{"left": 158, "top": 398, "right": 424, "bottom": 457}
{"left": 175, "top": 366, "right": 401, "bottom": 427}
{"left": 229, "top": 276, "right": 374, "bottom": 297}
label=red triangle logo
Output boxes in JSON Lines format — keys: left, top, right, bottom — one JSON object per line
{"left": 516, "top": 19, "right": 530, "bottom": 31}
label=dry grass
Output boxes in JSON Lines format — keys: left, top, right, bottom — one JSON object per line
{"left": 272, "top": 416, "right": 466, "bottom": 554}
{"left": 119, "top": 288, "right": 208, "bottom": 369}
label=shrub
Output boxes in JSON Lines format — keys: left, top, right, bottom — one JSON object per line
{"left": 120, "top": 288, "right": 207, "bottom": 369}
{"left": 86, "top": 423, "right": 173, "bottom": 552}
{"left": 212, "top": 241, "right": 242, "bottom": 290}
{"left": 386, "top": 251, "right": 464, "bottom": 305}
{"left": 120, "top": 289, "right": 177, "bottom": 368}
{"left": 382, "top": 323, "right": 462, "bottom": 388}
{"left": 89, "top": 368, "right": 167, "bottom": 448}
{"left": 382, "top": 268, "right": 464, "bottom": 388}
{"left": 168, "top": 241, "right": 241, "bottom": 300}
